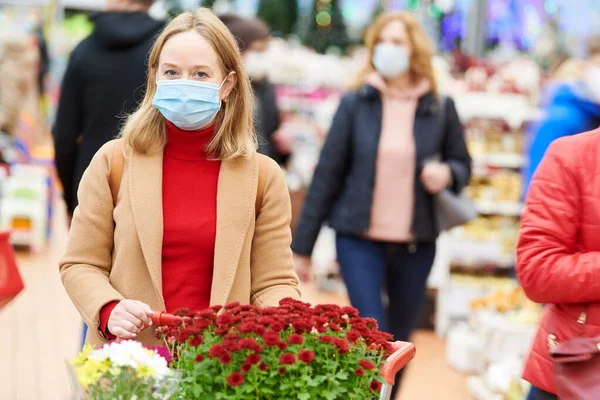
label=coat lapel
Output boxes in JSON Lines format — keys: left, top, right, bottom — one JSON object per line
{"left": 210, "top": 156, "right": 256, "bottom": 306}
{"left": 129, "top": 150, "right": 165, "bottom": 307}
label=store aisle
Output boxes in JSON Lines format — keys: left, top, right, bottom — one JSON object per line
{"left": 0, "top": 199, "right": 468, "bottom": 400}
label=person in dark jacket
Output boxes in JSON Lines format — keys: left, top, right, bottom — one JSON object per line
{"left": 219, "top": 14, "right": 288, "bottom": 165}
{"left": 292, "top": 11, "right": 471, "bottom": 394}
{"left": 52, "top": 0, "right": 163, "bottom": 218}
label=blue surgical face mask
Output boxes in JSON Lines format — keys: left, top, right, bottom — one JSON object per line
{"left": 372, "top": 43, "right": 410, "bottom": 78}
{"left": 152, "top": 77, "right": 227, "bottom": 130}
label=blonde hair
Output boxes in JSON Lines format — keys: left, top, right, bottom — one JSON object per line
{"left": 347, "top": 11, "right": 437, "bottom": 95}
{"left": 120, "top": 7, "right": 256, "bottom": 159}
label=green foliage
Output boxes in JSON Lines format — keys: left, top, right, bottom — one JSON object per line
{"left": 303, "top": 0, "right": 349, "bottom": 54}
{"left": 257, "top": 0, "right": 299, "bottom": 36}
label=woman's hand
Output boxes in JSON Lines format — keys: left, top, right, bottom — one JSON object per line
{"left": 293, "top": 254, "right": 312, "bottom": 283}
{"left": 421, "top": 162, "right": 452, "bottom": 194}
{"left": 107, "top": 300, "right": 154, "bottom": 339}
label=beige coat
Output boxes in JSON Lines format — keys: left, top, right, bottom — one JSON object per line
{"left": 60, "top": 140, "right": 300, "bottom": 348}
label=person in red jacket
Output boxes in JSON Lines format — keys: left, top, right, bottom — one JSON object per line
{"left": 517, "top": 129, "right": 600, "bottom": 400}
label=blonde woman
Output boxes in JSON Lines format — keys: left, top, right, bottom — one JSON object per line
{"left": 60, "top": 8, "right": 300, "bottom": 348}
{"left": 293, "top": 11, "right": 471, "bottom": 392}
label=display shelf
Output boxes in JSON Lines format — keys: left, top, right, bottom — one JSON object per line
{"left": 454, "top": 92, "right": 540, "bottom": 129}
{"left": 472, "top": 153, "right": 526, "bottom": 169}
{"left": 475, "top": 201, "right": 524, "bottom": 216}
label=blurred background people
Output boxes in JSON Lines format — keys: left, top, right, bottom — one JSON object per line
{"left": 52, "top": 0, "right": 163, "bottom": 221}
{"left": 51, "top": 0, "right": 163, "bottom": 346}
{"left": 525, "top": 35, "right": 600, "bottom": 189}
{"left": 219, "top": 13, "right": 289, "bottom": 165}
{"left": 292, "top": 11, "right": 471, "bottom": 394}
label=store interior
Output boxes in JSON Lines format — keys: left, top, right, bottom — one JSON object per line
{"left": 1, "top": 0, "right": 598, "bottom": 399}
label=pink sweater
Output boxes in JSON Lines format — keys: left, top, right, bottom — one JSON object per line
{"left": 366, "top": 73, "right": 431, "bottom": 242}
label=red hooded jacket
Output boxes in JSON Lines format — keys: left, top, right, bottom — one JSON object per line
{"left": 517, "top": 129, "right": 600, "bottom": 394}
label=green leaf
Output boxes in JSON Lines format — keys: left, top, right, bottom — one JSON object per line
{"left": 298, "top": 393, "right": 311, "bottom": 400}
{"left": 335, "top": 371, "right": 349, "bottom": 380}
{"left": 323, "top": 390, "right": 337, "bottom": 400}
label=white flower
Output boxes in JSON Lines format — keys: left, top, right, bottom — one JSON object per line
{"left": 88, "top": 340, "right": 171, "bottom": 381}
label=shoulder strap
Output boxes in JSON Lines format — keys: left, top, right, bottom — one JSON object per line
{"left": 255, "top": 155, "right": 268, "bottom": 219}
{"left": 435, "top": 94, "right": 448, "bottom": 154}
{"left": 109, "top": 139, "right": 124, "bottom": 207}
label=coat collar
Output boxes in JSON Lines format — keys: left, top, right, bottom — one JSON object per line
{"left": 128, "top": 149, "right": 256, "bottom": 309}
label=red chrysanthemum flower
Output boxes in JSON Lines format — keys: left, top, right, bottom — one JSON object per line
{"left": 346, "top": 330, "right": 361, "bottom": 343}
{"left": 259, "top": 363, "right": 269, "bottom": 371}
{"left": 319, "top": 336, "right": 334, "bottom": 345}
{"left": 270, "top": 321, "right": 285, "bottom": 332}
{"left": 332, "top": 338, "right": 350, "bottom": 354}
{"left": 278, "top": 367, "right": 286, "bottom": 375}
{"left": 177, "top": 331, "right": 190, "bottom": 343}
{"left": 279, "top": 353, "right": 296, "bottom": 365}
{"left": 254, "top": 325, "right": 266, "bottom": 335}
{"left": 195, "top": 309, "right": 217, "bottom": 319}
{"left": 241, "top": 363, "right": 252, "bottom": 373}
{"left": 210, "top": 305, "right": 223, "bottom": 313}
{"left": 355, "top": 368, "right": 365, "bottom": 377}
{"left": 277, "top": 342, "right": 289, "bottom": 350}
{"left": 215, "top": 326, "right": 230, "bottom": 336}
{"left": 226, "top": 372, "right": 245, "bottom": 387}
{"left": 370, "top": 380, "right": 382, "bottom": 392}
{"left": 263, "top": 331, "right": 280, "bottom": 346}
{"left": 329, "top": 323, "right": 341, "bottom": 332}
{"left": 224, "top": 333, "right": 240, "bottom": 341}
{"left": 209, "top": 344, "right": 225, "bottom": 358}
{"left": 238, "top": 338, "right": 256, "bottom": 350}
{"left": 239, "top": 322, "right": 256, "bottom": 334}
{"left": 298, "top": 350, "right": 315, "bottom": 364}
{"left": 189, "top": 336, "right": 203, "bottom": 347}
{"left": 223, "top": 340, "right": 238, "bottom": 352}
{"left": 194, "top": 319, "right": 211, "bottom": 330}
{"left": 246, "top": 353, "right": 261, "bottom": 365}
{"left": 288, "top": 334, "right": 304, "bottom": 345}
{"left": 342, "top": 306, "right": 360, "bottom": 318}
{"left": 173, "top": 308, "right": 190, "bottom": 317}
{"left": 217, "top": 314, "right": 233, "bottom": 326}
{"left": 194, "top": 354, "right": 204, "bottom": 363}
{"left": 219, "top": 352, "right": 233, "bottom": 365}
{"left": 225, "top": 302, "right": 241, "bottom": 310}
{"left": 359, "top": 360, "right": 376, "bottom": 370}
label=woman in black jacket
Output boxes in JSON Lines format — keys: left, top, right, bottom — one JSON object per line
{"left": 292, "top": 11, "right": 471, "bottom": 391}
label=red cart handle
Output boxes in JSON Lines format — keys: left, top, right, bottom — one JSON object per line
{"left": 150, "top": 310, "right": 188, "bottom": 327}
{"left": 381, "top": 341, "right": 416, "bottom": 385}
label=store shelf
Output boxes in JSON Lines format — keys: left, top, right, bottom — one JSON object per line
{"left": 472, "top": 153, "right": 525, "bottom": 169}
{"left": 475, "top": 201, "right": 523, "bottom": 216}
{"left": 455, "top": 92, "right": 538, "bottom": 129}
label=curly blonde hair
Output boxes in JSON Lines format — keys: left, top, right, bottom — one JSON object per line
{"left": 347, "top": 11, "right": 437, "bottom": 95}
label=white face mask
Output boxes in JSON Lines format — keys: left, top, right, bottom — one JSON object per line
{"left": 244, "top": 51, "right": 268, "bottom": 81}
{"left": 585, "top": 66, "right": 600, "bottom": 102}
{"left": 372, "top": 43, "right": 410, "bottom": 78}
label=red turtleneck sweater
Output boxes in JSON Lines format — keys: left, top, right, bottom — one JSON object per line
{"left": 99, "top": 121, "right": 220, "bottom": 337}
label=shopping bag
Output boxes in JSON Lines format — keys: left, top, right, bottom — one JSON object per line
{"left": 0, "top": 231, "right": 24, "bottom": 310}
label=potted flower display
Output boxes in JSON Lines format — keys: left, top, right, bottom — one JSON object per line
{"left": 68, "top": 340, "right": 180, "bottom": 400}
{"left": 158, "top": 298, "right": 395, "bottom": 400}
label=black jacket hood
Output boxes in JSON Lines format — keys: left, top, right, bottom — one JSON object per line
{"left": 93, "top": 12, "right": 163, "bottom": 49}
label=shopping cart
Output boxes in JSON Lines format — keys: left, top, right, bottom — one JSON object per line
{"left": 150, "top": 311, "right": 416, "bottom": 400}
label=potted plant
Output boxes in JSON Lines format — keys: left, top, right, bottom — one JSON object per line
{"left": 158, "top": 298, "right": 395, "bottom": 399}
